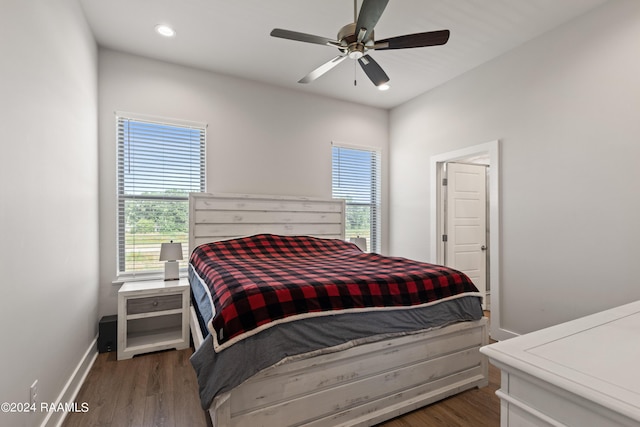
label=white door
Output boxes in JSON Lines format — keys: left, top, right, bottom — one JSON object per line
{"left": 444, "top": 163, "right": 487, "bottom": 308}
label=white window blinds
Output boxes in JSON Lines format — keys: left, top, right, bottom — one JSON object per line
{"left": 332, "top": 144, "right": 381, "bottom": 253}
{"left": 116, "top": 114, "right": 206, "bottom": 276}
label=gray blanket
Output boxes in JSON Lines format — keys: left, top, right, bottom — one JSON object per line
{"left": 190, "top": 295, "right": 482, "bottom": 409}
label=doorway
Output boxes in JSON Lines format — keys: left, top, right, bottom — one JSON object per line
{"left": 430, "top": 140, "right": 508, "bottom": 340}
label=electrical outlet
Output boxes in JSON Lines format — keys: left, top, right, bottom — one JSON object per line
{"left": 30, "top": 380, "right": 38, "bottom": 406}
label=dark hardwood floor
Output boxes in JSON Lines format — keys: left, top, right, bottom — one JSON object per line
{"left": 64, "top": 329, "right": 499, "bottom": 427}
{"left": 63, "top": 348, "right": 208, "bottom": 427}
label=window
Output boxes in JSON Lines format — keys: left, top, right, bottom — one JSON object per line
{"left": 117, "top": 113, "right": 205, "bottom": 276}
{"left": 332, "top": 144, "right": 381, "bottom": 253}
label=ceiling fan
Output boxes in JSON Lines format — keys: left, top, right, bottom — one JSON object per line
{"left": 270, "top": 0, "right": 450, "bottom": 87}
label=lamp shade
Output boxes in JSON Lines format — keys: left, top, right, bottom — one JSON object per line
{"left": 349, "top": 237, "right": 367, "bottom": 252}
{"left": 159, "top": 241, "right": 183, "bottom": 261}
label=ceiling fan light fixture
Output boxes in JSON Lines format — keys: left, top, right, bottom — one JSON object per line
{"left": 377, "top": 83, "right": 390, "bottom": 91}
{"left": 155, "top": 24, "right": 176, "bottom": 38}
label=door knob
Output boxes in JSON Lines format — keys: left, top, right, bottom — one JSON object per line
{"left": 481, "top": 245, "right": 487, "bottom": 251}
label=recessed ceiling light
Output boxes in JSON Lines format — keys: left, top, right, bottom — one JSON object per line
{"left": 155, "top": 24, "right": 176, "bottom": 38}
{"left": 377, "top": 83, "right": 390, "bottom": 91}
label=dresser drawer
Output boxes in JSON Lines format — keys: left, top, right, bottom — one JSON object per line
{"left": 127, "top": 293, "right": 182, "bottom": 314}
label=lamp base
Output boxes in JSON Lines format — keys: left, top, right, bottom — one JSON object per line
{"left": 164, "top": 260, "right": 179, "bottom": 281}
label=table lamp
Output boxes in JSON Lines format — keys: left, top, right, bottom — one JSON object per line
{"left": 349, "top": 237, "right": 367, "bottom": 252}
{"left": 159, "top": 241, "right": 183, "bottom": 280}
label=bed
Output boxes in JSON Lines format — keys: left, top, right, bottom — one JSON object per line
{"left": 188, "top": 192, "right": 489, "bottom": 427}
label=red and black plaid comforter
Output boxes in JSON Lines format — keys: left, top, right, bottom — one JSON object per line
{"left": 190, "top": 234, "right": 480, "bottom": 351}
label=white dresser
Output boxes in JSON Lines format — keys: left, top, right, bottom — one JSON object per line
{"left": 481, "top": 301, "right": 640, "bottom": 427}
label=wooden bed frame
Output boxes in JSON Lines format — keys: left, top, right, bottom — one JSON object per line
{"left": 188, "top": 192, "right": 489, "bottom": 427}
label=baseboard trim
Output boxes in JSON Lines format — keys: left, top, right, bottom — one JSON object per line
{"left": 492, "top": 326, "right": 519, "bottom": 341}
{"left": 41, "top": 336, "right": 98, "bottom": 427}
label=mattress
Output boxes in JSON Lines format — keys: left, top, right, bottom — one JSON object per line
{"left": 188, "top": 234, "right": 483, "bottom": 409}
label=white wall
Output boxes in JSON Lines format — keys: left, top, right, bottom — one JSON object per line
{"left": 390, "top": 0, "right": 640, "bottom": 336}
{"left": 0, "top": 0, "right": 99, "bottom": 426}
{"left": 98, "top": 49, "right": 389, "bottom": 317}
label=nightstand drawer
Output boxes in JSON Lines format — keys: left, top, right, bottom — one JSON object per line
{"left": 127, "top": 294, "right": 182, "bottom": 314}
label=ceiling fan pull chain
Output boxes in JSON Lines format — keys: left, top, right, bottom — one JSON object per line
{"left": 354, "top": 61, "right": 357, "bottom": 86}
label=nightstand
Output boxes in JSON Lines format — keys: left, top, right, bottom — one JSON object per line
{"left": 117, "top": 278, "right": 190, "bottom": 360}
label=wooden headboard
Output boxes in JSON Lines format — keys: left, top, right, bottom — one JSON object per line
{"left": 189, "top": 193, "right": 345, "bottom": 253}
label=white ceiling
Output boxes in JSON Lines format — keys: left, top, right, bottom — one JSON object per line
{"left": 80, "top": 0, "right": 608, "bottom": 109}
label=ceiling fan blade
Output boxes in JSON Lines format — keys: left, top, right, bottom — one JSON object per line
{"left": 357, "top": 54, "right": 389, "bottom": 87}
{"left": 270, "top": 28, "right": 339, "bottom": 47}
{"left": 298, "top": 55, "right": 348, "bottom": 84}
{"left": 374, "top": 30, "right": 450, "bottom": 50}
{"left": 355, "top": 0, "right": 389, "bottom": 42}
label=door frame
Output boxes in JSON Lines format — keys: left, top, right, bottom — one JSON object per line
{"left": 430, "top": 140, "right": 512, "bottom": 341}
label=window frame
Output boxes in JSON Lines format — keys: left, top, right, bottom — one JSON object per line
{"left": 331, "top": 142, "right": 382, "bottom": 253}
{"left": 115, "top": 112, "right": 206, "bottom": 279}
